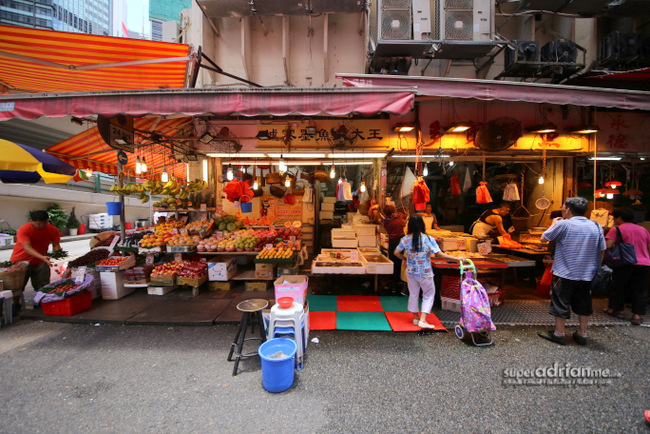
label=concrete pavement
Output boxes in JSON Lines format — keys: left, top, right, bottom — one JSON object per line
{"left": 0, "top": 320, "right": 648, "bottom": 433}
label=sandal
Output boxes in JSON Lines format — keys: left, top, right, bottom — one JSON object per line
{"left": 603, "top": 308, "right": 626, "bottom": 319}
{"left": 631, "top": 316, "right": 643, "bottom": 326}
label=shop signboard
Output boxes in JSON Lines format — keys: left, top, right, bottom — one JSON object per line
{"left": 276, "top": 201, "right": 302, "bottom": 222}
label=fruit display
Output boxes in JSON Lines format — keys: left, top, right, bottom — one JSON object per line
{"left": 38, "top": 279, "right": 81, "bottom": 295}
{"left": 185, "top": 219, "right": 214, "bottom": 234}
{"left": 152, "top": 261, "right": 187, "bottom": 276}
{"left": 214, "top": 214, "right": 244, "bottom": 232}
{"left": 67, "top": 249, "right": 111, "bottom": 267}
{"left": 255, "top": 242, "right": 296, "bottom": 263}
{"left": 166, "top": 234, "right": 201, "bottom": 247}
{"left": 177, "top": 261, "right": 207, "bottom": 279}
{"left": 95, "top": 257, "right": 130, "bottom": 267}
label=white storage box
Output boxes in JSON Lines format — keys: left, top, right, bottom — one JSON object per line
{"left": 321, "top": 202, "right": 335, "bottom": 212}
{"left": 100, "top": 271, "right": 134, "bottom": 300}
{"left": 207, "top": 257, "right": 237, "bottom": 281}
{"left": 358, "top": 234, "right": 377, "bottom": 247}
{"left": 441, "top": 296, "right": 461, "bottom": 312}
{"left": 0, "top": 235, "right": 14, "bottom": 247}
{"left": 89, "top": 213, "right": 114, "bottom": 230}
{"left": 148, "top": 285, "right": 177, "bottom": 295}
{"left": 354, "top": 223, "right": 377, "bottom": 236}
{"left": 322, "top": 196, "right": 337, "bottom": 203}
{"left": 319, "top": 211, "right": 334, "bottom": 220}
{"left": 332, "top": 228, "right": 355, "bottom": 238}
{"left": 331, "top": 237, "right": 358, "bottom": 248}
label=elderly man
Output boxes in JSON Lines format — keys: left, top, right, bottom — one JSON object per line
{"left": 538, "top": 197, "right": 605, "bottom": 346}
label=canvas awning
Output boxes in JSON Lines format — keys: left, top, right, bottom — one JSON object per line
{"left": 337, "top": 73, "right": 650, "bottom": 111}
{"left": 0, "top": 24, "right": 190, "bottom": 94}
{"left": 46, "top": 117, "right": 192, "bottom": 179}
{"left": 0, "top": 87, "right": 415, "bottom": 121}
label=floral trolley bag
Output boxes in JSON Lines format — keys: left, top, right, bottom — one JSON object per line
{"left": 459, "top": 260, "right": 496, "bottom": 333}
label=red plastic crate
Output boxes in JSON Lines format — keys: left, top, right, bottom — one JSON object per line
{"left": 42, "top": 291, "right": 92, "bottom": 316}
{"left": 440, "top": 273, "right": 461, "bottom": 299}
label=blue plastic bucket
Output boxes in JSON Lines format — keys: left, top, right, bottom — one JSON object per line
{"left": 258, "top": 338, "right": 297, "bottom": 393}
{"left": 106, "top": 201, "right": 122, "bottom": 216}
{"left": 241, "top": 201, "right": 252, "bottom": 213}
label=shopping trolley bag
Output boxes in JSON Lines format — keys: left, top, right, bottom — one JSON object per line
{"left": 459, "top": 266, "right": 496, "bottom": 333}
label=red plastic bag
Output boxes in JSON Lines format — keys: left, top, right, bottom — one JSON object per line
{"left": 451, "top": 173, "right": 461, "bottom": 195}
{"left": 540, "top": 264, "right": 552, "bottom": 287}
{"left": 476, "top": 181, "right": 493, "bottom": 204}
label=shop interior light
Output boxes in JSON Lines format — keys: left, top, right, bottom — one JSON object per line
{"left": 284, "top": 175, "right": 291, "bottom": 187}
{"left": 641, "top": 157, "right": 647, "bottom": 161}
{"left": 422, "top": 165, "right": 428, "bottom": 177}
{"left": 202, "top": 159, "right": 209, "bottom": 182}
{"left": 329, "top": 165, "right": 336, "bottom": 178}
{"left": 85, "top": 168, "right": 93, "bottom": 177}
{"left": 594, "top": 188, "right": 605, "bottom": 198}
{"left": 528, "top": 122, "right": 558, "bottom": 134}
{"left": 135, "top": 157, "right": 142, "bottom": 175}
{"left": 141, "top": 157, "right": 147, "bottom": 172}
{"left": 226, "top": 165, "right": 234, "bottom": 181}
{"left": 589, "top": 156, "right": 622, "bottom": 161}
{"left": 602, "top": 188, "right": 620, "bottom": 199}
{"left": 392, "top": 154, "right": 449, "bottom": 159}
{"left": 449, "top": 161, "right": 455, "bottom": 167}
{"left": 570, "top": 125, "right": 599, "bottom": 134}
{"left": 206, "top": 153, "right": 268, "bottom": 158}
{"left": 199, "top": 133, "right": 214, "bottom": 144}
{"left": 267, "top": 153, "right": 328, "bottom": 159}
{"left": 538, "top": 176, "right": 545, "bottom": 185}
{"left": 445, "top": 123, "right": 470, "bottom": 133}
{"left": 252, "top": 178, "right": 259, "bottom": 190}
{"left": 161, "top": 168, "right": 169, "bottom": 183}
{"left": 359, "top": 181, "right": 366, "bottom": 193}
{"left": 393, "top": 123, "right": 415, "bottom": 133}
{"left": 278, "top": 155, "right": 287, "bottom": 174}
{"left": 605, "top": 180, "right": 622, "bottom": 189}
{"left": 328, "top": 152, "right": 387, "bottom": 159}
{"left": 338, "top": 177, "right": 343, "bottom": 184}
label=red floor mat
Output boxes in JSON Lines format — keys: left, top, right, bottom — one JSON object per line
{"left": 336, "top": 295, "right": 384, "bottom": 312}
{"left": 309, "top": 311, "right": 337, "bottom": 330}
{"left": 385, "top": 312, "right": 447, "bottom": 332}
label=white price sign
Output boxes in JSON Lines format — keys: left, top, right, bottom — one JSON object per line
{"left": 174, "top": 253, "right": 183, "bottom": 262}
{"left": 74, "top": 266, "right": 86, "bottom": 284}
{"left": 146, "top": 254, "right": 154, "bottom": 266}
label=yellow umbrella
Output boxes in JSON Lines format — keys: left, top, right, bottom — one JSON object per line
{"left": 0, "top": 139, "right": 76, "bottom": 184}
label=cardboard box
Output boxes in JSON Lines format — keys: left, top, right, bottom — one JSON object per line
{"left": 207, "top": 257, "right": 237, "bottom": 281}
{"left": 245, "top": 281, "right": 270, "bottom": 291}
{"left": 274, "top": 275, "right": 308, "bottom": 305}
{"left": 208, "top": 281, "right": 232, "bottom": 291}
{"left": 149, "top": 273, "right": 176, "bottom": 286}
{"left": 321, "top": 202, "right": 335, "bottom": 211}
{"left": 177, "top": 274, "right": 207, "bottom": 287}
{"left": 357, "top": 234, "right": 377, "bottom": 247}
{"left": 255, "top": 263, "right": 277, "bottom": 280}
{"left": 100, "top": 271, "right": 134, "bottom": 300}
{"left": 322, "top": 196, "right": 337, "bottom": 203}
{"left": 319, "top": 211, "right": 334, "bottom": 220}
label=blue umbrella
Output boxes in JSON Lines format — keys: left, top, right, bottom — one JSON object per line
{"left": 0, "top": 140, "right": 77, "bottom": 184}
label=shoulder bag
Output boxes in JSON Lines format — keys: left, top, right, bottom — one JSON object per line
{"left": 604, "top": 226, "right": 637, "bottom": 268}
{"left": 590, "top": 221, "right": 613, "bottom": 295}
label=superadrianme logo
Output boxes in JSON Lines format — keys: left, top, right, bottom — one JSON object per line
{"left": 502, "top": 363, "right": 622, "bottom": 387}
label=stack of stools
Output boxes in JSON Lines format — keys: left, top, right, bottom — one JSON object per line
{"left": 227, "top": 299, "right": 268, "bottom": 376}
{"left": 268, "top": 300, "right": 307, "bottom": 370}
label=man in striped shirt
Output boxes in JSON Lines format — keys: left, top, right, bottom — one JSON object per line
{"left": 537, "top": 197, "right": 606, "bottom": 346}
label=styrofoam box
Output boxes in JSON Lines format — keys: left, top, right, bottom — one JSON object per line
{"left": 358, "top": 234, "right": 377, "bottom": 247}
{"left": 331, "top": 237, "right": 358, "bottom": 248}
{"left": 354, "top": 223, "right": 377, "bottom": 236}
{"left": 321, "top": 202, "right": 335, "bottom": 211}
{"left": 0, "top": 236, "right": 14, "bottom": 247}
{"left": 89, "top": 213, "right": 114, "bottom": 229}
{"left": 322, "top": 196, "right": 337, "bottom": 203}
{"left": 148, "top": 285, "right": 177, "bottom": 295}
{"left": 207, "top": 257, "right": 237, "bottom": 281}
{"left": 100, "top": 271, "right": 134, "bottom": 300}
{"left": 441, "top": 296, "right": 461, "bottom": 312}
{"left": 332, "top": 228, "right": 355, "bottom": 238}
{"left": 319, "top": 211, "right": 334, "bottom": 220}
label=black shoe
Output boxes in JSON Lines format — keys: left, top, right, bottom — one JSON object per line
{"left": 537, "top": 330, "right": 567, "bottom": 345}
{"left": 572, "top": 331, "right": 588, "bottom": 346}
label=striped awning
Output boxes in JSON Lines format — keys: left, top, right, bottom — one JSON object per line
{"left": 0, "top": 24, "right": 190, "bottom": 93}
{"left": 46, "top": 116, "right": 192, "bottom": 179}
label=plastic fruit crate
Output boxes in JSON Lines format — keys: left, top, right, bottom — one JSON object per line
{"left": 42, "top": 291, "right": 92, "bottom": 316}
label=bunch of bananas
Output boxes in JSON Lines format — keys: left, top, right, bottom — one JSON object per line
{"left": 110, "top": 183, "right": 145, "bottom": 196}
{"left": 186, "top": 179, "right": 208, "bottom": 192}
{"left": 111, "top": 179, "right": 208, "bottom": 205}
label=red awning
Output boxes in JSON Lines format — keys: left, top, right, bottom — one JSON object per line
{"left": 337, "top": 73, "right": 650, "bottom": 111}
{"left": 46, "top": 116, "right": 191, "bottom": 179}
{"left": 0, "top": 24, "right": 190, "bottom": 93}
{"left": 0, "top": 87, "right": 415, "bottom": 120}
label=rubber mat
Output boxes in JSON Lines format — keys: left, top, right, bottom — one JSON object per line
{"left": 335, "top": 311, "right": 392, "bottom": 331}
{"left": 379, "top": 296, "right": 422, "bottom": 312}
{"left": 385, "top": 312, "right": 447, "bottom": 332}
{"left": 337, "top": 295, "right": 384, "bottom": 312}
{"left": 306, "top": 294, "right": 338, "bottom": 312}
{"left": 309, "top": 311, "right": 337, "bottom": 330}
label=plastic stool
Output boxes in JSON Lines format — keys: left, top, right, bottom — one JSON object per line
{"left": 268, "top": 301, "right": 306, "bottom": 370}
{"left": 227, "top": 299, "right": 268, "bottom": 376}
{"left": 0, "top": 290, "right": 15, "bottom": 326}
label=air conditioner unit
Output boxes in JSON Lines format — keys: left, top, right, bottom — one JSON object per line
{"left": 541, "top": 40, "right": 578, "bottom": 63}
{"left": 438, "top": 0, "right": 493, "bottom": 41}
{"left": 504, "top": 40, "right": 539, "bottom": 67}
{"left": 162, "top": 21, "right": 180, "bottom": 43}
{"left": 412, "top": 0, "right": 432, "bottom": 40}
{"left": 378, "top": 0, "right": 412, "bottom": 40}
{"left": 600, "top": 31, "right": 638, "bottom": 67}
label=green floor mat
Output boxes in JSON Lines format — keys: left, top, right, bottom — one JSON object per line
{"left": 379, "top": 296, "right": 422, "bottom": 312}
{"left": 336, "top": 311, "right": 392, "bottom": 331}
{"left": 307, "top": 294, "right": 338, "bottom": 312}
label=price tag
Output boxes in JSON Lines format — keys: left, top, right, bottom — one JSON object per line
{"left": 108, "top": 235, "right": 120, "bottom": 251}
{"left": 175, "top": 253, "right": 183, "bottom": 262}
{"left": 289, "top": 236, "right": 296, "bottom": 243}
{"left": 172, "top": 228, "right": 179, "bottom": 235}
{"left": 145, "top": 254, "right": 154, "bottom": 266}
{"left": 199, "top": 229, "right": 206, "bottom": 238}
{"left": 265, "top": 243, "right": 273, "bottom": 250}
{"left": 350, "top": 250, "right": 359, "bottom": 262}
{"left": 74, "top": 266, "right": 86, "bottom": 284}
{"left": 216, "top": 231, "right": 223, "bottom": 240}
{"left": 200, "top": 257, "right": 207, "bottom": 263}
{"left": 201, "top": 213, "right": 208, "bottom": 221}
{"left": 180, "top": 228, "right": 188, "bottom": 236}
{"left": 180, "top": 215, "right": 189, "bottom": 224}
{"left": 200, "top": 204, "right": 207, "bottom": 211}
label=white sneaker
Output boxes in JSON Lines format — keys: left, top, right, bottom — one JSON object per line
{"left": 412, "top": 319, "right": 420, "bottom": 325}
{"left": 418, "top": 320, "right": 436, "bottom": 329}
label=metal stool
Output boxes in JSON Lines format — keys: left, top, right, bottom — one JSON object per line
{"left": 227, "top": 299, "right": 268, "bottom": 376}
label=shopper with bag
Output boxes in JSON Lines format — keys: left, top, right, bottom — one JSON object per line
{"left": 394, "top": 216, "right": 465, "bottom": 329}
{"left": 537, "top": 197, "right": 606, "bottom": 346}
{"left": 603, "top": 208, "right": 650, "bottom": 326}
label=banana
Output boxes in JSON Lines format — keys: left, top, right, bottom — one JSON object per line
{"left": 139, "top": 193, "right": 150, "bottom": 203}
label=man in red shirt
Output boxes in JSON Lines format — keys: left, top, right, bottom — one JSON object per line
{"left": 10, "top": 210, "right": 61, "bottom": 314}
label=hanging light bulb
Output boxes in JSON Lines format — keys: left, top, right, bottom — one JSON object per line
{"left": 284, "top": 175, "right": 291, "bottom": 187}
{"left": 329, "top": 164, "right": 336, "bottom": 179}
{"left": 360, "top": 181, "right": 366, "bottom": 193}
{"left": 422, "top": 165, "right": 428, "bottom": 177}
{"left": 338, "top": 177, "right": 343, "bottom": 184}
{"left": 278, "top": 155, "right": 286, "bottom": 174}
{"left": 141, "top": 157, "right": 147, "bottom": 172}
{"left": 606, "top": 192, "right": 614, "bottom": 199}
{"left": 253, "top": 178, "right": 259, "bottom": 190}
{"left": 85, "top": 168, "right": 93, "bottom": 177}
{"left": 161, "top": 168, "right": 169, "bottom": 183}
{"left": 135, "top": 157, "right": 142, "bottom": 175}
{"left": 449, "top": 161, "right": 455, "bottom": 167}
{"left": 226, "top": 165, "right": 234, "bottom": 181}
{"left": 538, "top": 176, "right": 545, "bottom": 185}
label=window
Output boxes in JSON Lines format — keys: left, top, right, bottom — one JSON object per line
{"left": 73, "top": 14, "right": 77, "bottom": 28}
{"left": 89, "top": 23, "right": 92, "bottom": 33}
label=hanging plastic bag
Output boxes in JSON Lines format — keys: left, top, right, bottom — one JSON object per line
{"left": 476, "top": 181, "right": 493, "bottom": 204}
{"left": 451, "top": 173, "right": 462, "bottom": 195}
{"left": 503, "top": 183, "right": 520, "bottom": 201}
{"left": 540, "top": 264, "right": 552, "bottom": 287}
{"left": 463, "top": 165, "right": 472, "bottom": 192}
{"left": 302, "top": 184, "right": 313, "bottom": 203}
{"left": 400, "top": 166, "right": 417, "bottom": 198}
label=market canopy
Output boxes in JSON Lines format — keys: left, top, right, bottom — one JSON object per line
{"left": 0, "top": 24, "right": 190, "bottom": 94}
{"left": 0, "top": 139, "right": 77, "bottom": 183}
{"left": 337, "top": 73, "right": 650, "bottom": 112}
{"left": 0, "top": 87, "right": 415, "bottom": 121}
{"left": 46, "top": 117, "right": 191, "bottom": 179}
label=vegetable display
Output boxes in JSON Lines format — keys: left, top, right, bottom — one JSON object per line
{"left": 67, "top": 249, "right": 111, "bottom": 267}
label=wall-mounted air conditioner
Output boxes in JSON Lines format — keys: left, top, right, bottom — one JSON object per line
{"left": 504, "top": 40, "right": 539, "bottom": 67}
{"left": 438, "top": 0, "right": 493, "bottom": 41}
{"left": 412, "top": 0, "right": 432, "bottom": 40}
{"left": 378, "top": 0, "right": 412, "bottom": 40}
